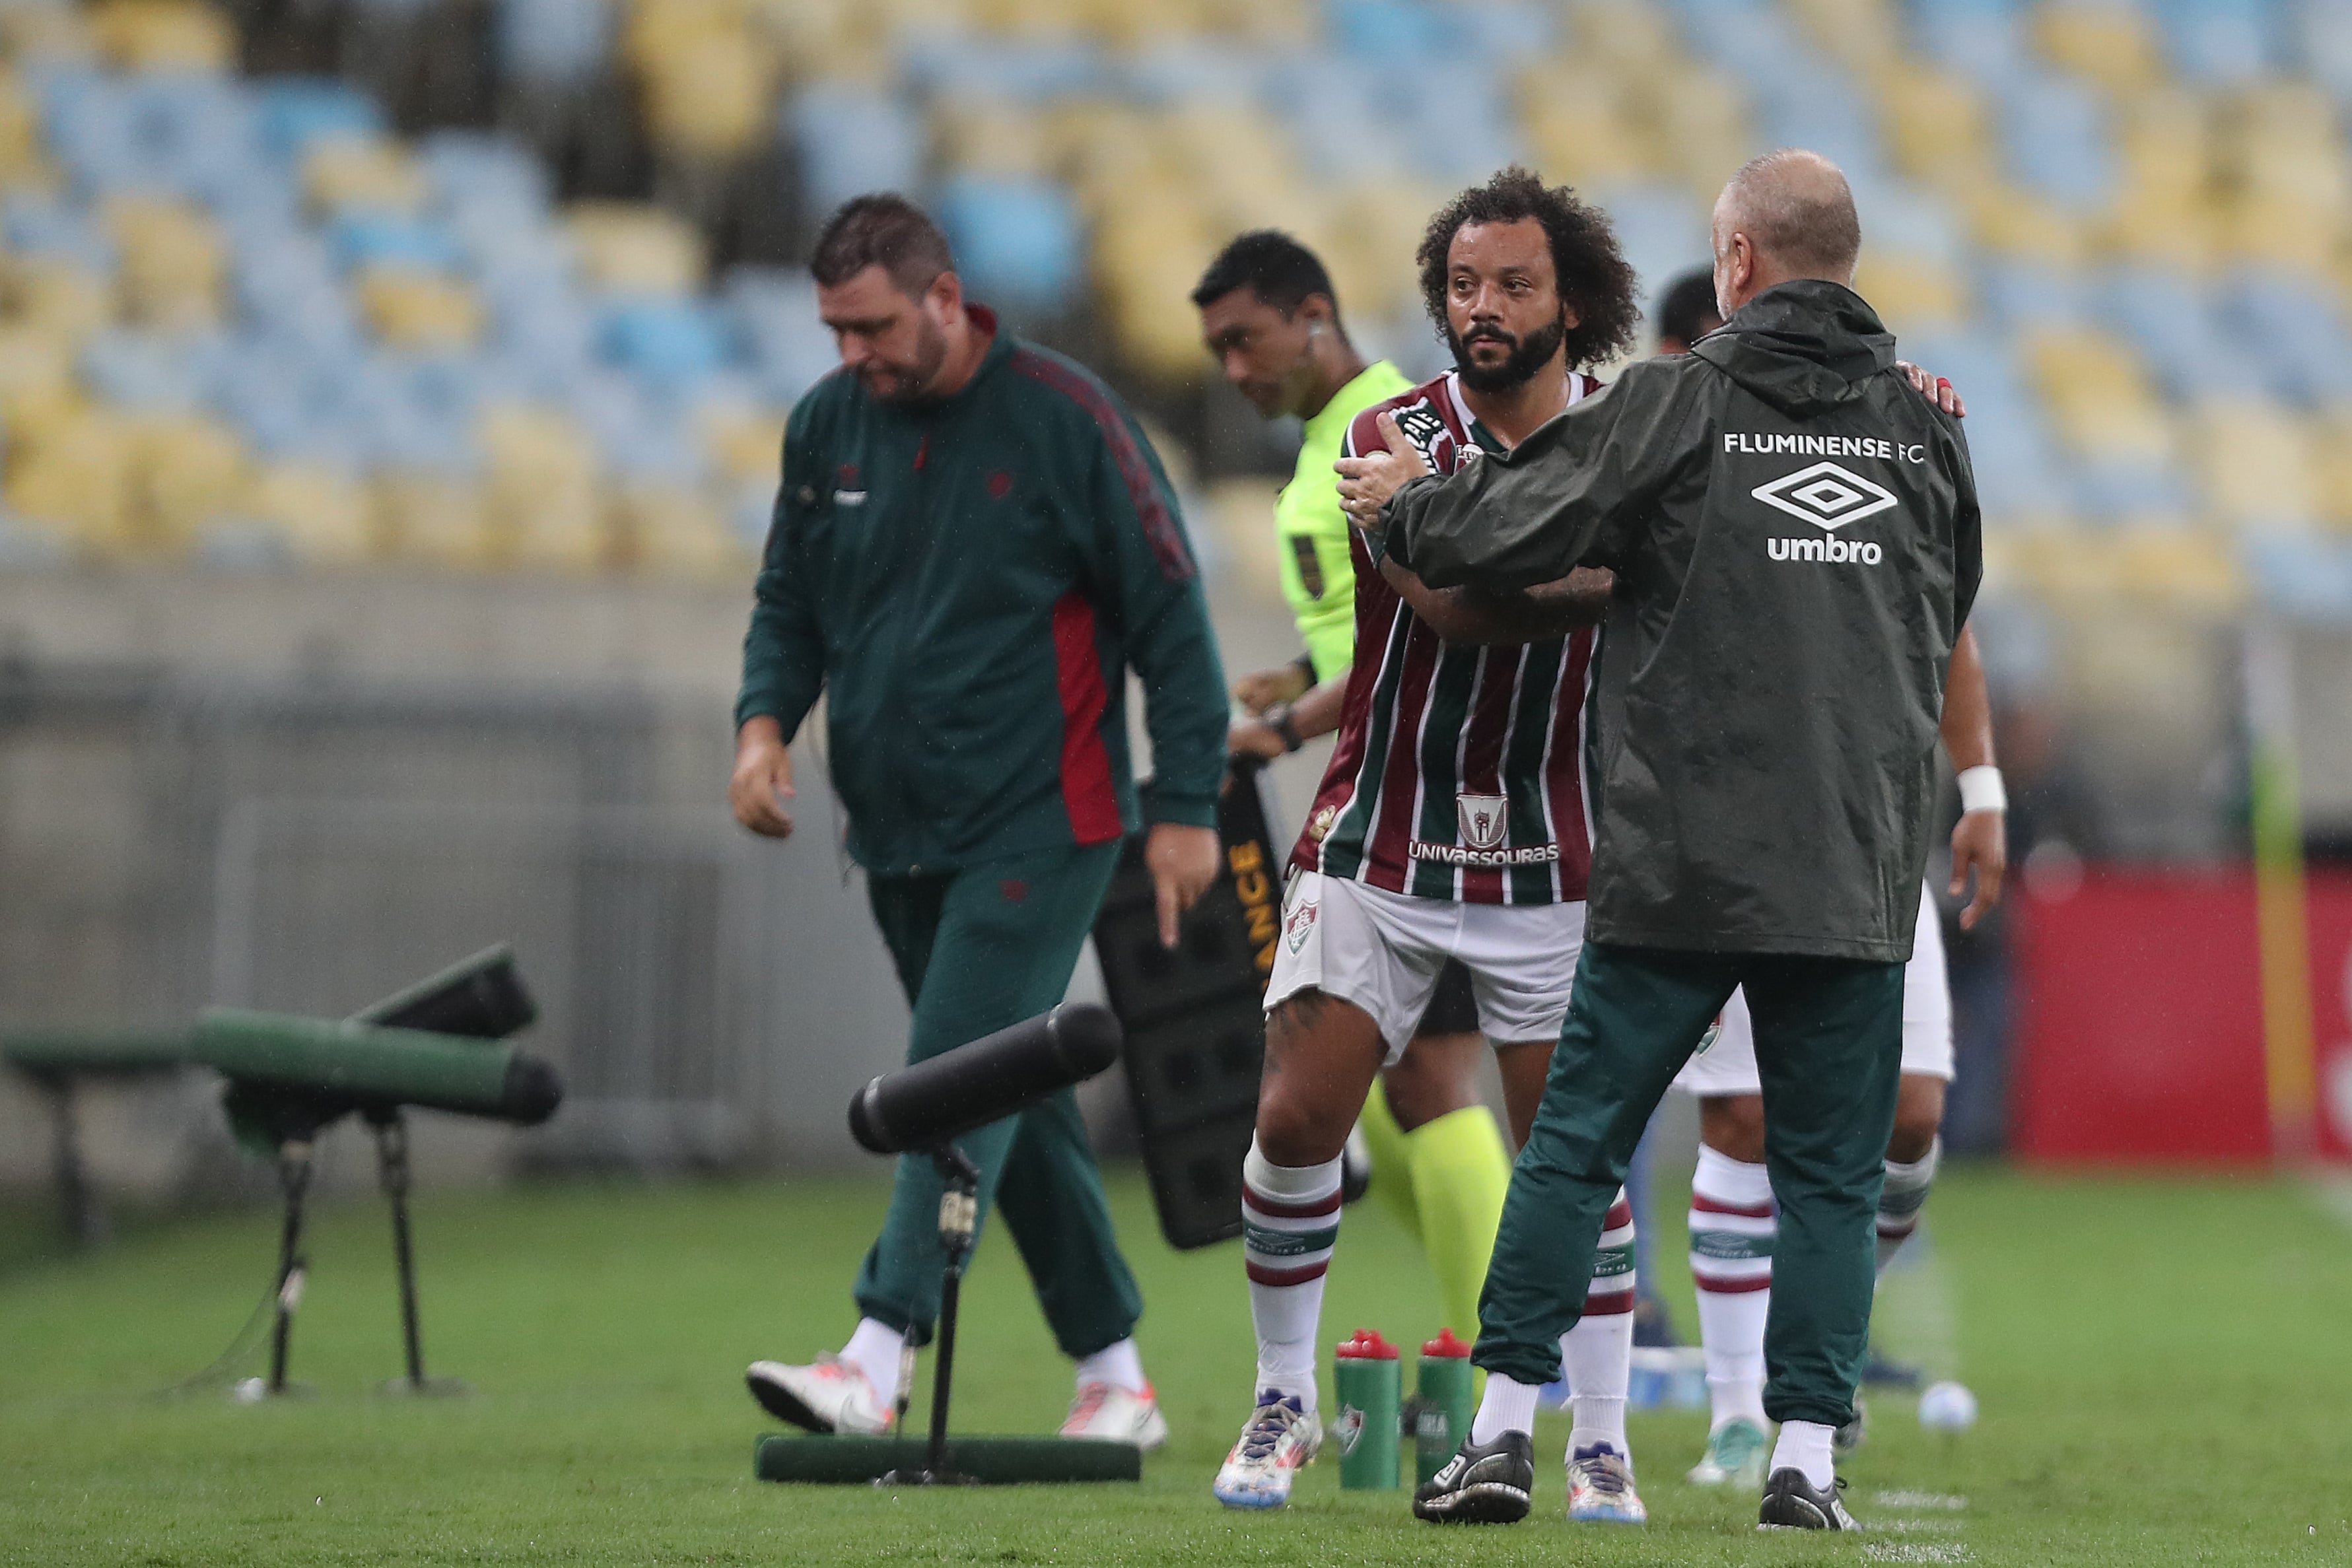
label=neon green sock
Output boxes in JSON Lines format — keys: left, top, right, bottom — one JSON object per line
{"left": 1402, "top": 1104, "right": 1511, "bottom": 1346}
{"left": 1358, "top": 1077, "right": 1420, "bottom": 1237}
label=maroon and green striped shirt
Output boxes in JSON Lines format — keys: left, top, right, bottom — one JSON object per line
{"left": 1291, "top": 368, "right": 1601, "bottom": 905}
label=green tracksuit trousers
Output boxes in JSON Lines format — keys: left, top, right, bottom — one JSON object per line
{"left": 1476, "top": 940, "right": 1904, "bottom": 1427}
{"left": 851, "top": 840, "right": 1143, "bottom": 1359}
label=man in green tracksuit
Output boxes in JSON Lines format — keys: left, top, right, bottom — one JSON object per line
{"left": 731, "top": 195, "right": 1229, "bottom": 1450}
{"left": 1342, "top": 152, "right": 1981, "bottom": 1530}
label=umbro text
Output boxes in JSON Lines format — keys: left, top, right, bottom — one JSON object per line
{"left": 1769, "top": 536, "right": 1883, "bottom": 564}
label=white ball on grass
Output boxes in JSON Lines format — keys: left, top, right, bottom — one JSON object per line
{"left": 1918, "top": 1379, "right": 1978, "bottom": 1431}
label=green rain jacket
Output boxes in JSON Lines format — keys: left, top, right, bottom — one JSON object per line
{"left": 737, "top": 312, "right": 1230, "bottom": 876}
{"left": 1383, "top": 281, "right": 1981, "bottom": 961}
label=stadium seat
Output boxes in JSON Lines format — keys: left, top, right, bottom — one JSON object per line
{"left": 356, "top": 267, "right": 485, "bottom": 350}
{"left": 2153, "top": 0, "right": 2282, "bottom": 87}
{"left": 125, "top": 409, "right": 244, "bottom": 548}
{"left": 103, "top": 195, "right": 225, "bottom": 328}
{"left": 87, "top": 0, "right": 236, "bottom": 75}
{"left": 936, "top": 175, "right": 1082, "bottom": 315}
{"left": 615, "top": 476, "right": 744, "bottom": 578}
{"left": 240, "top": 456, "right": 376, "bottom": 563}
{"left": 477, "top": 401, "right": 607, "bottom": 572}
{"left": 3, "top": 403, "right": 132, "bottom": 555}
{"left": 375, "top": 465, "right": 491, "bottom": 568}
{"left": 2192, "top": 398, "right": 2320, "bottom": 534}
{"left": 304, "top": 135, "right": 430, "bottom": 217}
{"left": 2034, "top": 3, "right": 2164, "bottom": 98}
{"left": 565, "top": 201, "right": 704, "bottom": 296}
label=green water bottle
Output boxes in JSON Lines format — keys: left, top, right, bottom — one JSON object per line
{"left": 1332, "top": 1328, "right": 1401, "bottom": 1490}
{"left": 1414, "top": 1328, "right": 1476, "bottom": 1484}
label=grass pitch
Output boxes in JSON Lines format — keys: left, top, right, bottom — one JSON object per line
{"left": 2, "top": 1163, "right": 2348, "bottom": 1566}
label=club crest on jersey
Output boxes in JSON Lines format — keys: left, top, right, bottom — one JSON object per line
{"left": 1457, "top": 793, "right": 1509, "bottom": 850}
{"left": 1283, "top": 897, "right": 1317, "bottom": 954}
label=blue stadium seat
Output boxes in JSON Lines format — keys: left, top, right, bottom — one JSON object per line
{"left": 2244, "top": 535, "right": 2352, "bottom": 620}
{"left": 255, "top": 79, "right": 384, "bottom": 162}
{"left": 896, "top": 38, "right": 1103, "bottom": 102}
{"left": 1, "top": 194, "right": 116, "bottom": 271}
{"left": 2225, "top": 268, "right": 2352, "bottom": 403}
{"left": 493, "top": 0, "right": 613, "bottom": 90}
{"left": 81, "top": 328, "right": 211, "bottom": 413}
{"left": 724, "top": 267, "right": 837, "bottom": 409}
{"left": 783, "top": 85, "right": 924, "bottom": 221}
{"left": 1900, "top": 330, "right": 2071, "bottom": 518}
{"left": 597, "top": 298, "right": 729, "bottom": 395}
{"left": 2153, "top": 0, "right": 2282, "bottom": 86}
{"left": 1329, "top": 0, "right": 1450, "bottom": 64}
{"left": 328, "top": 211, "right": 463, "bottom": 273}
{"left": 1999, "top": 71, "right": 2116, "bottom": 208}
{"left": 1907, "top": 0, "right": 2026, "bottom": 83}
{"left": 936, "top": 176, "right": 1083, "bottom": 317}
{"left": 2093, "top": 268, "right": 2273, "bottom": 402}
{"left": 1601, "top": 185, "right": 1712, "bottom": 302}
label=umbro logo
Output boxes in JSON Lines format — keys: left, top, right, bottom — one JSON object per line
{"left": 1751, "top": 461, "right": 1897, "bottom": 531}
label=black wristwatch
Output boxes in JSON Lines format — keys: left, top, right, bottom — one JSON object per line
{"left": 1262, "top": 702, "right": 1304, "bottom": 754}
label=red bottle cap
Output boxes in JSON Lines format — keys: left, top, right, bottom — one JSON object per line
{"left": 1421, "top": 1328, "right": 1472, "bottom": 1358}
{"left": 1333, "top": 1328, "right": 1399, "bottom": 1360}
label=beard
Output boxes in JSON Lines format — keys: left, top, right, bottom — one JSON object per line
{"left": 1447, "top": 314, "right": 1568, "bottom": 394}
{"left": 860, "top": 316, "right": 952, "bottom": 404}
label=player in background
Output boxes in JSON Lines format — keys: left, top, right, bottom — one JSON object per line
{"left": 1193, "top": 231, "right": 1512, "bottom": 1372}
{"left": 1676, "top": 631, "right": 2004, "bottom": 1485}
{"left": 1616, "top": 265, "right": 1727, "bottom": 1353}
{"left": 1213, "top": 168, "right": 1646, "bottom": 1521}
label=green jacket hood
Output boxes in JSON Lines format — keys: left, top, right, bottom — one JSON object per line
{"left": 1692, "top": 279, "right": 1896, "bottom": 418}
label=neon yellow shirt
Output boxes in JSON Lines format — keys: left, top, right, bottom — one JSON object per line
{"left": 1275, "top": 360, "right": 1414, "bottom": 683}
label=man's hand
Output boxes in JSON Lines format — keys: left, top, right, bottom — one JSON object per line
{"left": 1233, "top": 663, "right": 1310, "bottom": 715}
{"left": 1228, "top": 717, "right": 1291, "bottom": 761}
{"left": 1334, "top": 410, "right": 1432, "bottom": 528}
{"left": 730, "top": 717, "right": 796, "bottom": 838}
{"left": 1145, "top": 822, "right": 1221, "bottom": 948}
{"left": 1896, "top": 360, "right": 1966, "bottom": 419}
{"left": 1950, "top": 809, "right": 2007, "bottom": 930}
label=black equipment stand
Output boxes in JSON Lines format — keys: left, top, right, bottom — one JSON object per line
{"left": 265, "top": 1136, "right": 314, "bottom": 1397}
{"left": 368, "top": 1108, "right": 466, "bottom": 1397}
{"left": 880, "top": 1143, "right": 981, "bottom": 1486}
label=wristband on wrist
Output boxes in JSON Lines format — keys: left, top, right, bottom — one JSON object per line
{"left": 1264, "top": 702, "right": 1304, "bottom": 754}
{"left": 1956, "top": 765, "right": 2007, "bottom": 815}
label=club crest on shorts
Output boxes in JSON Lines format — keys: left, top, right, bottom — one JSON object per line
{"left": 1283, "top": 897, "right": 1317, "bottom": 954}
{"left": 1332, "top": 1403, "right": 1366, "bottom": 1456}
{"left": 1456, "top": 792, "right": 1509, "bottom": 851}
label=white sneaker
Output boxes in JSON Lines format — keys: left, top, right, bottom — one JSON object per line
{"left": 745, "top": 1355, "right": 891, "bottom": 1435}
{"left": 1212, "top": 1390, "right": 1322, "bottom": 1509}
{"left": 1566, "top": 1443, "right": 1648, "bottom": 1524}
{"left": 1059, "top": 1382, "right": 1169, "bottom": 1450}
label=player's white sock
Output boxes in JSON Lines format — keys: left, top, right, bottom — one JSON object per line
{"left": 1562, "top": 1186, "right": 1636, "bottom": 1460}
{"left": 1074, "top": 1338, "right": 1147, "bottom": 1396}
{"left": 1242, "top": 1138, "right": 1342, "bottom": 1412}
{"left": 1769, "top": 1419, "right": 1837, "bottom": 1489}
{"left": 1470, "top": 1373, "right": 1541, "bottom": 1444}
{"left": 1690, "top": 1144, "right": 1774, "bottom": 1431}
{"left": 840, "top": 1316, "right": 905, "bottom": 1408}
{"left": 1877, "top": 1138, "right": 1940, "bottom": 1274}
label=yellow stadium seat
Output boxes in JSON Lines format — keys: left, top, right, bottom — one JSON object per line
{"left": 88, "top": 0, "right": 233, "bottom": 73}
{"left": 936, "top": 96, "right": 1057, "bottom": 180}
{"left": 1967, "top": 184, "right": 2093, "bottom": 268}
{"left": 615, "top": 479, "right": 743, "bottom": 578}
{"left": 1853, "top": 252, "right": 1968, "bottom": 335}
{"left": 701, "top": 403, "right": 787, "bottom": 487}
{"left": 1647, "top": 63, "right": 1754, "bottom": 202}
{"left": 103, "top": 195, "right": 225, "bottom": 329}
{"left": 0, "top": 324, "right": 74, "bottom": 400}
{"left": 1787, "top": 0, "right": 1903, "bottom": 72}
{"left": 637, "top": 25, "right": 775, "bottom": 161}
{"left": 355, "top": 266, "right": 484, "bottom": 350}
{"left": 375, "top": 469, "right": 492, "bottom": 569}
{"left": 1874, "top": 65, "right": 1994, "bottom": 191}
{"left": 123, "top": 412, "right": 244, "bottom": 549}
{"left": 3, "top": 406, "right": 131, "bottom": 556}
{"left": 1564, "top": 0, "right": 1684, "bottom": 74}
{"left": 566, "top": 202, "right": 706, "bottom": 295}
{"left": 0, "top": 70, "right": 53, "bottom": 189}
{"left": 2023, "top": 326, "right": 2174, "bottom": 460}
{"left": 477, "top": 403, "right": 610, "bottom": 572}
{"left": 2034, "top": 3, "right": 2162, "bottom": 100}
{"left": 241, "top": 459, "right": 376, "bottom": 564}
{"left": 0, "top": 255, "right": 116, "bottom": 345}
{"left": 302, "top": 135, "right": 429, "bottom": 217}
{"left": 2191, "top": 399, "right": 2319, "bottom": 533}
{"left": 1522, "top": 65, "right": 1660, "bottom": 189}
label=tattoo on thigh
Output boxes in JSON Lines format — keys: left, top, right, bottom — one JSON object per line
{"left": 1264, "top": 990, "right": 1330, "bottom": 1076}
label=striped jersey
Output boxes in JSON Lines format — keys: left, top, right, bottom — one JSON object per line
{"left": 1291, "top": 368, "right": 1603, "bottom": 905}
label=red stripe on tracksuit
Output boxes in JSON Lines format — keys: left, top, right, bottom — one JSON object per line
{"left": 1050, "top": 592, "right": 1123, "bottom": 845}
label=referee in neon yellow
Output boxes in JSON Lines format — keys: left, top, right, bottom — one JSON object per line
{"left": 1191, "top": 231, "right": 1512, "bottom": 1358}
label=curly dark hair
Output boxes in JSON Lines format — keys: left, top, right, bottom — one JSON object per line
{"left": 1416, "top": 167, "right": 1641, "bottom": 369}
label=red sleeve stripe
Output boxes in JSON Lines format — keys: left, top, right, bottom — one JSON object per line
{"left": 1012, "top": 348, "right": 1194, "bottom": 583}
{"left": 1051, "top": 592, "right": 1124, "bottom": 846}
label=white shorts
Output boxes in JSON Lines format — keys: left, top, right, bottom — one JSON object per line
{"left": 1674, "top": 882, "right": 1953, "bottom": 1097}
{"left": 1265, "top": 870, "right": 1585, "bottom": 1064}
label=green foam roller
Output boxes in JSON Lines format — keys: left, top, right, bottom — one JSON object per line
{"left": 1, "top": 1028, "right": 191, "bottom": 1081}
{"left": 753, "top": 1435, "right": 1142, "bottom": 1485}
{"left": 193, "top": 1009, "right": 559, "bottom": 1123}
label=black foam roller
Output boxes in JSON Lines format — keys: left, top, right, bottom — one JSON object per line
{"left": 848, "top": 1003, "right": 1121, "bottom": 1154}
{"left": 753, "top": 1435, "right": 1140, "bottom": 1485}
